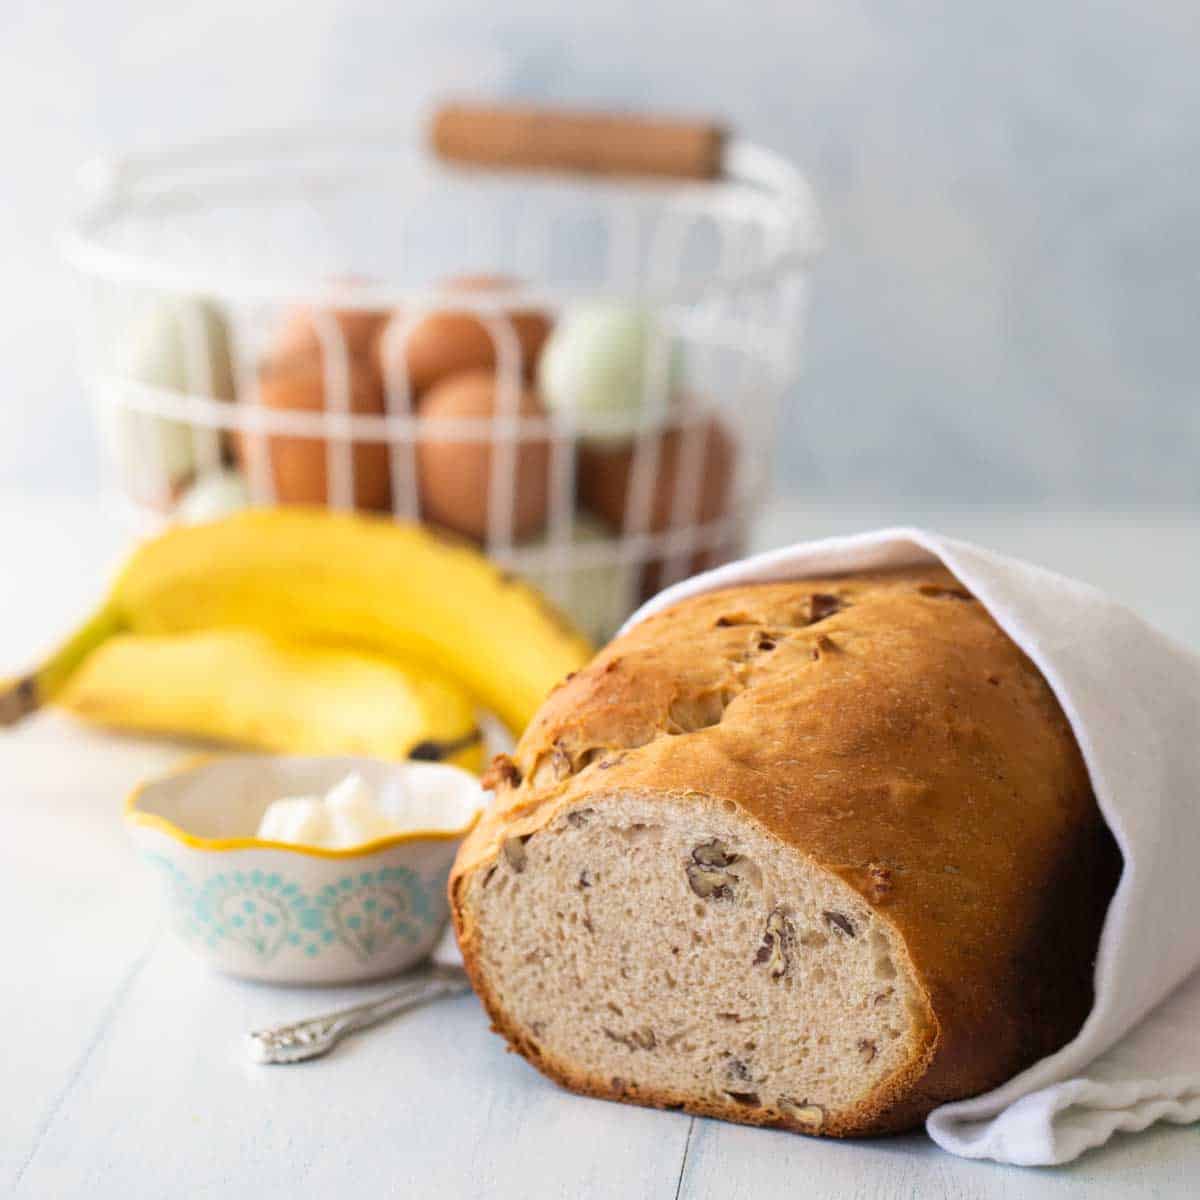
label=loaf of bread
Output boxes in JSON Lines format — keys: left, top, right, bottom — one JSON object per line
{"left": 449, "top": 568, "right": 1120, "bottom": 1135}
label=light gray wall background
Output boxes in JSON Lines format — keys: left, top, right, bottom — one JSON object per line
{"left": 1, "top": 0, "right": 1197, "bottom": 508}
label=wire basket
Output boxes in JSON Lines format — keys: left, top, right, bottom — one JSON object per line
{"left": 65, "top": 107, "right": 818, "bottom": 641}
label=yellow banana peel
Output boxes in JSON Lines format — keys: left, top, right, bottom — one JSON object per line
{"left": 57, "top": 629, "right": 484, "bottom": 770}
{"left": 1, "top": 507, "right": 593, "bottom": 739}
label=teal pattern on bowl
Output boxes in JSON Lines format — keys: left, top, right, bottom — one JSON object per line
{"left": 144, "top": 856, "right": 440, "bottom": 963}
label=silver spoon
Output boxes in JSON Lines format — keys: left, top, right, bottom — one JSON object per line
{"left": 247, "top": 962, "right": 471, "bottom": 1064}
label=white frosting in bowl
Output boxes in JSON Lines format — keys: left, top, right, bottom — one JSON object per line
{"left": 256, "top": 766, "right": 479, "bottom": 849}
{"left": 131, "top": 755, "right": 485, "bottom": 847}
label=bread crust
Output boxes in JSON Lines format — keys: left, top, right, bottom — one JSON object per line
{"left": 450, "top": 567, "right": 1120, "bottom": 1135}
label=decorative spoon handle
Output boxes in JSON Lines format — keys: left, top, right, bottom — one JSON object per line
{"left": 247, "top": 963, "right": 471, "bottom": 1064}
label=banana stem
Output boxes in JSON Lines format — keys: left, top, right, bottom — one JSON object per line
{"left": 0, "top": 676, "right": 39, "bottom": 725}
{"left": 408, "top": 728, "right": 484, "bottom": 762}
{"left": 0, "top": 605, "right": 121, "bottom": 727}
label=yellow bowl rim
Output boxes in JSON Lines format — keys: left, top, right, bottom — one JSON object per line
{"left": 124, "top": 753, "right": 485, "bottom": 859}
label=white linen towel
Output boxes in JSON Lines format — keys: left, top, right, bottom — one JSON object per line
{"left": 623, "top": 527, "right": 1200, "bottom": 1165}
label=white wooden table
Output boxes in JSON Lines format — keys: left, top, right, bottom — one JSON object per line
{"left": 3, "top": 496, "right": 1198, "bottom": 1198}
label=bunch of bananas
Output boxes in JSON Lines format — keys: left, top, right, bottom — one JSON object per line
{"left": 0, "top": 509, "right": 594, "bottom": 771}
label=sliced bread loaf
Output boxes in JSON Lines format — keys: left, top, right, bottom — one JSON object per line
{"left": 449, "top": 568, "right": 1120, "bottom": 1135}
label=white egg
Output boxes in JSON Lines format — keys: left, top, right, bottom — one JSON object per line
{"left": 537, "top": 303, "right": 681, "bottom": 445}
{"left": 176, "top": 469, "right": 251, "bottom": 524}
{"left": 110, "top": 298, "right": 235, "bottom": 499}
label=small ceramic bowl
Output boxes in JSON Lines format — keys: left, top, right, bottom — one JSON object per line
{"left": 126, "top": 754, "right": 485, "bottom": 984}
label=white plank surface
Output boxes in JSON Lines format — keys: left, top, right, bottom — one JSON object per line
{"left": 13, "top": 940, "right": 692, "bottom": 1198}
{"left": 2, "top": 496, "right": 1198, "bottom": 1198}
{"left": 681, "top": 1117, "right": 1200, "bottom": 1200}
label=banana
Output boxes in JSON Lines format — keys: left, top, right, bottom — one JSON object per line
{"left": 57, "top": 629, "right": 484, "bottom": 769}
{"left": 1, "top": 508, "right": 593, "bottom": 736}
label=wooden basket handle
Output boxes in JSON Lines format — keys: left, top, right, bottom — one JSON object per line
{"left": 431, "top": 103, "right": 726, "bottom": 181}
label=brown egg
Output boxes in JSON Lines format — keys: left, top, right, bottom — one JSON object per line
{"left": 416, "top": 368, "right": 550, "bottom": 541}
{"left": 273, "top": 305, "right": 387, "bottom": 363}
{"left": 637, "top": 540, "right": 740, "bottom": 603}
{"left": 580, "top": 415, "right": 735, "bottom": 532}
{"left": 578, "top": 415, "right": 737, "bottom": 600}
{"left": 235, "top": 350, "right": 391, "bottom": 510}
{"left": 380, "top": 275, "right": 552, "bottom": 396}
